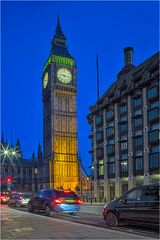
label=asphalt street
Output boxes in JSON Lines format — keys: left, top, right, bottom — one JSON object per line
{"left": 1, "top": 204, "right": 159, "bottom": 240}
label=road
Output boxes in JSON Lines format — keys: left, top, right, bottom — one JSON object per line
{"left": 1, "top": 204, "right": 159, "bottom": 240}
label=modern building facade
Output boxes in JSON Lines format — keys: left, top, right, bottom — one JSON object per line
{"left": 88, "top": 48, "right": 159, "bottom": 202}
{"left": 42, "top": 18, "right": 79, "bottom": 191}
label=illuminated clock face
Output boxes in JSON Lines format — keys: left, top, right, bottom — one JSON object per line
{"left": 43, "top": 72, "right": 48, "bottom": 88}
{"left": 57, "top": 68, "right": 72, "bottom": 84}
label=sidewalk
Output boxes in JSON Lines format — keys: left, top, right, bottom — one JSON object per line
{"left": 82, "top": 202, "right": 106, "bottom": 206}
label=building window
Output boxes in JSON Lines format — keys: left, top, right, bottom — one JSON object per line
{"left": 96, "top": 132, "right": 103, "bottom": 141}
{"left": 151, "top": 145, "right": 159, "bottom": 153}
{"left": 97, "top": 149, "right": 103, "bottom": 158}
{"left": 98, "top": 160, "right": 104, "bottom": 176}
{"left": 106, "top": 127, "right": 114, "bottom": 137}
{"left": 134, "top": 109, "right": 142, "bottom": 116}
{"left": 133, "top": 97, "right": 142, "bottom": 107}
{"left": 107, "top": 121, "right": 114, "bottom": 127}
{"left": 120, "top": 141, "right": 128, "bottom": 150}
{"left": 106, "top": 145, "right": 114, "bottom": 154}
{"left": 121, "top": 161, "right": 128, "bottom": 173}
{"left": 149, "top": 153, "right": 159, "bottom": 169}
{"left": 119, "top": 105, "right": 127, "bottom": 114}
{"left": 108, "top": 138, "right": 114, "bottom": 144}
{"left": 120, "top": 135, "right": 127, "bottom": 141}
{"left": 134, "top": 137, "right": 143, "bottom": 147}
{"left": 108, "top": 156, "right": 115, "bottom": 162}
{"left": 95, "top": 116, "right": 102, "bottom": 125}
{"left": 147, "top": 86, "right": 158, "bottom": 99}
{"left": 119, "top": 123, "right": 127, "bottom": 132}
{"left": 134, "top": 117, "right": 142, "bottom": 127}
{"left": 148, "top": 108, "right": 159, "bottom": 121}
{"left": 135, "top": 157, "right": 143, "bottom": 171}
{"left": 150, "top": 100, "right": 159, "bottom": 109}
{"left": 135, "top": 150, "right": 143, "bottom": 157}
{"left": 121, "top": 152, "right": 128, "bottom": 160}
{"left": 105, "top": 109, "right": 113, "bottom": 119}
{"left": 97, "top": 126, "right": 103, "bottom": 132}
{"left": 135, "top": 129, "right": 142, "bottom": 136}
{"left": 120, "top": 115, "right": 127, "bottom": 122}
{"left": 149, "top": 130, "right": 159, "bottom": 143}
{"left": 108, "top": 163, "right": 115, "bottom": 174}
{"left": 151, "top": 123, "right": 160, "bottom": 131}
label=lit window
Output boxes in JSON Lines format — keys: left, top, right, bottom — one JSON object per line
{"left": 133, "top": 97, "right": 142, "bottom": 107}
{"left": 147, "top": 86, "right": 158, "bottom": 99}
{"left": 121, "top": 161, "right": 128, "bottom": 173}
{"left": 98, "top": 160, "right": 104, "bottom": 176}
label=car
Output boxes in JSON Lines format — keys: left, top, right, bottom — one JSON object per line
{"left": 27, "top": 189, "right": 82, "bottom": 216}
{"left": 8, "top": 193, "right": 31, "bottom": 207}
{"left": 103, "top": 183, "right": 159, "bottom": 229}
{"left": 0, "top": 192, "right": 11, "bottom": 204}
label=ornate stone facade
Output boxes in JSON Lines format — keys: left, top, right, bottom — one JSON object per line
{"left": 42, "top": 18, "right": 79, "bottom": 191}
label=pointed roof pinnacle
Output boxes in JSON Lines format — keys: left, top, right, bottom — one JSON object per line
{"left": 55, "top": 16, "right": 66, "bottom": 40}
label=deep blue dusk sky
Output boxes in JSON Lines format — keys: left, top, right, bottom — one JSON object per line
{"left": 1, "top": 1, "right": 159, "bottom": 173}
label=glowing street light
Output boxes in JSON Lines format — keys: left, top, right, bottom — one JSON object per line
{"left": 12, "top": 150, "right": 16, "bottom": 156}
{"left": 4, "top": 150, "right": 8, "bottom": 155}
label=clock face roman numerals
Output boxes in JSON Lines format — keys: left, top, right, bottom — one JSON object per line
{"left": 43, "top": 72, "right": 48, "bottom": 88}
{"left": 57, "top": 68, "right": 72, "bottom": 84}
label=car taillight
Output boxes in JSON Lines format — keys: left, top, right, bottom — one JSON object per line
{"left": 1, "top": 196, "right": 4, "bottom": 199}
{"left": 76, "top": 199, "right": 82, "bottom": 204}
{"left": 53, "top": 199, "right": 65, "bottom": 204}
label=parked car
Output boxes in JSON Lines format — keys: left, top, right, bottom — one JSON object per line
{"left": 103, "top": 183, "right": 159, "bottom": 229}
{"left": 27, "top": 189, "right": 81, "bottom": 216}
{"left": 8, "top": 193, "right": 31, "bottom": 207}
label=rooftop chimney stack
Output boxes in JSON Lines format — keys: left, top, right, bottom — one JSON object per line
{"left": 124, "top": 47, "right": 134, "bottom": 67}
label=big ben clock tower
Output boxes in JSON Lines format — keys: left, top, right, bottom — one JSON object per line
{"left": 42, "top": 18, "right": 79, "bottom": 191}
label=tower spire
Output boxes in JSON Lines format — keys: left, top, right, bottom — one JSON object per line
{"left": 55, "top": 16, "right": 66, "bottom": 40}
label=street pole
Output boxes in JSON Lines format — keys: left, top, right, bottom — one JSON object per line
{"left": 90, "top": 178, "right": 92, "bottom": 204}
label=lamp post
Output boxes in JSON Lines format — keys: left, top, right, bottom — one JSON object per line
{"left": 89, "top": 165, "right": 94, "bottom": 204}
